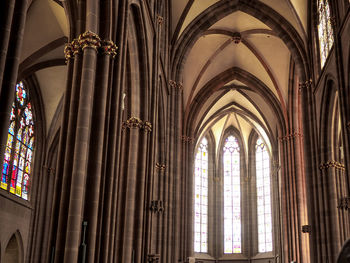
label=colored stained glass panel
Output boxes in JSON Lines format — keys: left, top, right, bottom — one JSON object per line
{"left": 1, "top": 82, "right": 34, "bottom": 200}
{"left": 223, "top": 136, "right": 241, "bottom": 254}
{"left": 256, "top": 138, "right": 273, "bottom": 253}
{"left": 194, "top": 137, "right": 208, "bottom": 253}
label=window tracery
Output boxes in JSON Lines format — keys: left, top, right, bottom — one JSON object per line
{"left": 194, "top": 137, "right": 208, "bottom": 253}
{"left": 256, "top": 138, "right": 272, "bottom": 253}
{"left": 223, "top": 135, "right": 241, "bottom": 254}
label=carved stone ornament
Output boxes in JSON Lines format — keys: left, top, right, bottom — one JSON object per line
{"left": 147, "top": 254, "right": 160, "bottom": 262}
{"left": 232, "top": 32, "right": 241, "bottom": 44}
{"left": 155, "top": 163, "right": 166, "bottom": 171}
{"left": 78, "top": 31, "right": 101, "bottom": 51}
{"left": 150, "top": 200, "right": 164, "bottom": 214}
{"left": 338, "top": 197, "right": 350, "bottom": 210}
{"left": 71, "top": 38, "right": 81, "bottom": 55}
{"left": 143, "top": 121, "right": 153, "bottom": 132}
{"left": 298, "top": 79, "right": 312, "bottom": 91}
{"left": 101, "top": 40, "right": 118, "bottom": 58}
{"left": 181, "top": 135, "right": 194, "bottom": 144}
{"left": 156, "top": 15, "right": 164, "bottom": 25}
{"left": 301, "top": 225, "right": 311, "bottom": 233}
{"left": 64, "top": 42, "right": 73, "bottom": 62}
{"left": 122, "top": 117, "right": 153, "bottom": 132}
{"left": 279, "top": 132, "right": 303, "bottom": 141}
{"left": 122, "top": 117, "right": 143, "bottom": 129}
{"left": 319, "top": 160, "right": 345, "bottom": 171}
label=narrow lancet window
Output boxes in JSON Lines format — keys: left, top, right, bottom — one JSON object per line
{"left": 223, "top": 135, "right": 241, "bottom": 254}
{"left": 317, "top": 0, "right": 334, "bottom": 67}
{"left": 1, "top": 82, "right": 35, "bottom": 200}
{"left": 256, "top": 138, "right": 272, "bottom": 252}
{"left": 194, "top": 137, "right": 208, "bottom": 253}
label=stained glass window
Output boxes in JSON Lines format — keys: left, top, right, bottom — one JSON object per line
{"left": 223, "top": 135, "right": 241, "bottom": 254}
{"left": 256, "top": 138, "right": 272, "bottom": 253}
{"left": 317, "top": 0, "right": 334, "bottom": 68}
{"left": 194, "top": 137, "right": 208, "bottom": 253}
{"left": 1, "top": 82, "right": 34, "bottom": 200}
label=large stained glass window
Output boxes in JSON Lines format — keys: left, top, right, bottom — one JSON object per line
{"left": 1, "top": 82, "right": 34, "bottom": 200}
{"left": 194, "top": 137, "right": 208, "bottom": 253}
{"left": 317, "top": 0, "right": 334, "bottom": 68}
{"left": 256, "top": 138, "right": 272, "bottom": 253}
{"left": 223, "top": 136, "right": 241, "bottom": 254}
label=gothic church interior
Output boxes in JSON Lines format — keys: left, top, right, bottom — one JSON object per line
{"left": 0, "top": 0, "right": 349, "bottom": 262}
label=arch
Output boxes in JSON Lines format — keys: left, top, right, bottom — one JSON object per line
{"left": 126, "top": 4, "right": 150, "bottom": 120}
{"left": 185, "top": 67, "right": 286, "bottom": 139}
{"left": 319, "top": 75, "right": 338, "bottom": 154}
{"left": 171, "top": 0, "right": 308, "bottom": 82}
{"left": 218, "top": 127, "right": 246, "bottom": 255}
{"left": 4, "top": 231, "right": 23, "bottom": 263}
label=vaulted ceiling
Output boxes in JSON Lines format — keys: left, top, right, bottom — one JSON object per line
{"left": 171, "top": 0, "right": 308, "bottom": 153}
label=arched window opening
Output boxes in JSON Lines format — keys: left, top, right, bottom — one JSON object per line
{"left": 1, "top": 82, "right": 35, "bottom": 200}
{"left": 194, "top": 137, "right": 208, "bottom": 253}
{"left": 317, "top": 0, "right": 334, "bottom": 68}
{"left": 255, "top": 138, "right": 272, "bottom": 253}
{"left": 223, "top": 135, "right": 241, "bottom": 254}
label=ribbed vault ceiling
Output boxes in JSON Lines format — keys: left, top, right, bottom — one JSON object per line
{"left": 172, "top": 0, "right": 308, "bottom": 151}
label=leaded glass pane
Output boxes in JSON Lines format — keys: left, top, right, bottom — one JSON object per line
{"left": 223, "top": 135, "right": 241, "bottom": 254}
{"left": 194, "top": 137, "right": 208, "bottom": 253}
{"left": 318, "top": 0, "right": 334, "bottom": 67}
{"left": 256, "top": 138, "right": 273, "bottom": 253}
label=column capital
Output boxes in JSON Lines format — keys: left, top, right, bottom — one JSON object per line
{"left": 122, "top": 117, "right": 152, "bottom": 132}
{"left": 279, "top": 131, "right": 303, "bottom": 141}
{"left": 78, "top": 31, "right": 101, "bottom": 51}
{"left": 298, "top": 79, "right": 312, "bottom": 92}
{"left": 101, "top": 40, "right": 118, "bottom": 58}
{"left": 319, "top": 160, "right": 345, "bottom": 171}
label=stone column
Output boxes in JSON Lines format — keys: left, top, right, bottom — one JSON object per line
{"left": 299, "top": 79, "right": 324, "bottom": 262}
{"left": 0, "top": 0, "right": 15, "bottom": 92}
{"left": 0, "top": 0, "right": 28, "bottom": 185}
{"left": 84, "top": 40, "right": 117, "bottom": 263}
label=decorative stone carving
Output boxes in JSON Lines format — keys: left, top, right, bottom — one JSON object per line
{"left": 319, "top": 160, "right": 345, "bottom": 171}
{"left": 156, "top": 15, "right": 164, "bottom": 25}
{"left": 279, "top": 132, "right": 303, "bottom": 141}
{"left": 78, "top": 31, "right": 101, "bottom": 51}
{"left": 338, "top": 197, "right": 350, "bottom": 210}
{"left": 298, "top": 79, "right": 312, "bottom": 91}
{"left": 101, "top": 40, "right": 118, "bottom": 58}
{"left": 122, "top": 117, "right": 152, "bottom": 132}
{"left": 150, "top": 200, "right": 164, "bottom": 214}
{"left": 181, "top": 135, "right": 194, "bottom": 144}
{"left": 147, "top": 254, "right": 160, "bottom": 262}
{"left": 232, "top": 32, "right": 241, "bottom": 44}
{"left": 169, "top": 80, "right": 183, "bottom": 91}
{"left": 155, "top": 163, "right": 166, "bottom": 171}
{"left": 64, "top": 42, "right": 73, "bottom": 62}
{"left": 301, "top": 225, "right": 311, "bottom": 233}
